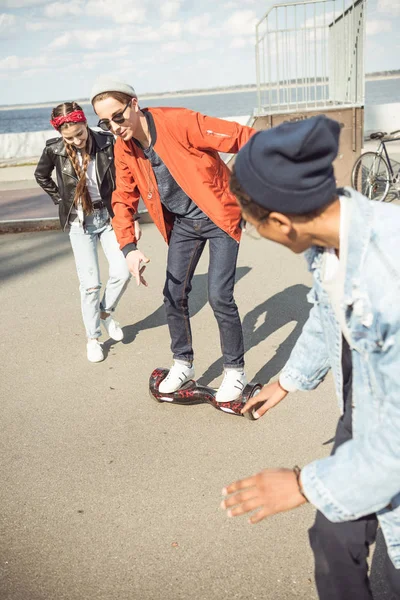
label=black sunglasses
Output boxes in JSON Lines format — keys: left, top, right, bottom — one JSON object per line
{"left": 97, "top": 99, "right": 132, "bottom": 132}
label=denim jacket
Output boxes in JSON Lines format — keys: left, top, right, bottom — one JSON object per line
{"left": 279, "top": 188, "right": 400, "bottom": 567}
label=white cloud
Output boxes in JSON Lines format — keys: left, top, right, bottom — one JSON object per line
{"left": 160, "top": 0, "right": 182, "bottom": 20}
{"left": 48, "top": 19, "right": 187, "bottom": 51}
{"left": 43, "top": 0, "right": 83, "bottom": 18}
{"left": 187, "top": 14, "right": 212, "bottom": 35}
{"left": 223, "top": 10, "right": 257, "bottom": 36}
{"left": 160, "top": 39, "right": 214, "bottom": 55}
{"left": 223, "top": 0, "right": 255, "bottom": 6}
{"left": 82, "top": 49, "right": 129, "bottom": 62}
{"left": 49, "top": 31, "right": 72, "bottom": 48}
{"left": 0, "top": 0, "right": 49, "bottom": 6}
{"left": 26, "top": 19, "right": 63, "bottom": 30}
{"left": 0, "top": 54, "right": 49, "bottom": 70}
{"left": 121, "top": 25, "right": 159, "bottom": 42}
{"left": 85, "top": 0, "right": 146, "bottom": 24}
{"left": 49, "top": 28, "right": 114, "bottom": 49}
{"left": 161, "top": 40, "right": 191, "bottom": 54}
{"left": 366, "top": 19, "right": 392, "bottom": 36}
{"left": 230, "top": 37, "right": 251, "bottom": 49}
{"left": 377, "top": 0, "right": 400, "bottom": 16}
{"left": 158, "top": 20, "right": 182, "bottom": 38}
{"left": 0, "top": 12, "right": 16, "bottom": 31}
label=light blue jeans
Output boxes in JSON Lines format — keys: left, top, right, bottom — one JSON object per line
{"left": 68, "top": 208, "right": 131, "bottom": 339}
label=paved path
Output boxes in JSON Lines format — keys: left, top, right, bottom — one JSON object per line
{"left": 0, "top": 224, "right": 393, "bottom": 600}
{"left": 0, "top": 186, "right": 57, "bottom": 220}
{"left": 1, "top": 141, "right": 399, "bottom": 223}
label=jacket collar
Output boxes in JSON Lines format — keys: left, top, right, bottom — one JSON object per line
{"left": 124, "top": 108, "right": 158, "bottom": 154}
{"left": 91, "top": 129, "right": 114, "bottom": 151}
{"left": 52, "top": 128, "right": 113, "bottom": 157}
{"left": 142, "top": 109, "right": 157, "bottom": 146}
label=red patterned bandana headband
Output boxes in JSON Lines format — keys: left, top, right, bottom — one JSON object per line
{"left": 50, "top": 110, "right": 87, "bottom": 130}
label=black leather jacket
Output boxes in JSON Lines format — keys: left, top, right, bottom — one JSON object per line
{"left": 34, "top": 129, "right": 116, "bottom": 230}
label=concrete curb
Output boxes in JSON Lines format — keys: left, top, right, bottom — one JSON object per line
{"left": 0, "top": 209, "right": 153, "bottom": 234}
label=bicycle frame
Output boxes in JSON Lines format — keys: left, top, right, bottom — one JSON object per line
{"left": 377, "top": 140, "right": 397, "bottom": 180}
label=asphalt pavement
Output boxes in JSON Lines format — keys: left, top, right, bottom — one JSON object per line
{"left": 0, "top": 222, "right": 394, "bottom": 600}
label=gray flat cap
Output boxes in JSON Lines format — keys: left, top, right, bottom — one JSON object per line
{"left": 90, "top": 77, "right": 137, "bottom": 104}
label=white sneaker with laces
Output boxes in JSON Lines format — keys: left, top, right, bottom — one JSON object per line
{"left": 87, "top": 339, "right": 104, "bottom": 363}
{"left": 159, "top": 361, "right": 195, "bottom": 393}
{"left": 101, "top": 315, "right": 124, "bottom": 341}
{"left": 216, "top": 369, "right": 247, "bottom": 402}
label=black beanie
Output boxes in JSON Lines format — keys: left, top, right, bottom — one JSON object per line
{"left": 235, "top": 115, "right": 340, "bottom": 214}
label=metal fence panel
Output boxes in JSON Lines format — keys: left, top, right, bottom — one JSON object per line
{"left": 255, "top": 0, "right": 366, "bottom": 116}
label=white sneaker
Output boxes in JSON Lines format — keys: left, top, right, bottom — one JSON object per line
{"left": 87, "top": 339, "right": 104, "bottom": 363}
{"left": 215, "top": 369, "right": 247, "bottom": 402}
{"left": 159, "top": 361, "right": 195, "bottom": 393}
{"left": 101, "top": 315, "right": 124, "bottom": 341}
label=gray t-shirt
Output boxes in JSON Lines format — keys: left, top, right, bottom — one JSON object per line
{"left": 143, "top": 144, "right": 206, "bottom": 219}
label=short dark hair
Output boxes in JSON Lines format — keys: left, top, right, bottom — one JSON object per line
{"left": 91, "top": 90, "right": 136, "bottom": 107}
{"left": 230, "top": 165, "right": 271, "bottom": 222}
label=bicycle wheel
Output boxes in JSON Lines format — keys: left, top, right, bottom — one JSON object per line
{"left": 351, "top": 152, "right": 391, "bottom": 201}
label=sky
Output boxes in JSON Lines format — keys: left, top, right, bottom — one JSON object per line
{"left": 0, "top": 0, "right": 399, "bottom": 106}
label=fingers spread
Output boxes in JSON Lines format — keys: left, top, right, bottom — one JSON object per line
{"left": 222, "top": 474, "right": 258, "bottom": 496}
{"left": 228, "top": 498, "right": 262, "bottom": 518}
{"left": 248, "top": 508, "right": 269, "bottom": 524}
{"left": 221, "top": 488, "right": 258, "bottom": 509}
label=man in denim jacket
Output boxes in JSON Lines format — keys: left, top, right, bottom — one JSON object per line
{"left": 221, "top": 115, "right": 400, "bottom": 599}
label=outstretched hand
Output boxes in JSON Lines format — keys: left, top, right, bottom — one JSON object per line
{"left": 241, "top": 380, "right": 288, "bottom": 419}
{"left": 221, "top": 468, "right": 307, "bottom": 524}
{"left": 126, "top": 250, "right": 150, "bottom": 286}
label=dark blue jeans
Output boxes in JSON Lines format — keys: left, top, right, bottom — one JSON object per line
{"left": 163, "top": 216, "right": 244, "bottom": 368}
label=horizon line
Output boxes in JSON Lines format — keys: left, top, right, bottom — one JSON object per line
{"left": 1, "top": 70, "right": 399, "bottom": 110}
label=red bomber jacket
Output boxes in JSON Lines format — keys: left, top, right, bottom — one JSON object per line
{"left": 111, "top": 106, "right": 256, "bottom": 251}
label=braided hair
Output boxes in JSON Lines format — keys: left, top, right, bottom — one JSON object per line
{"left": 51, "top": 102, "right": 93, "bottom": 215}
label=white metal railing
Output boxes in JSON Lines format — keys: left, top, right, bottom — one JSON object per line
{"left": 255, "top": 0, "right": 366, "bottom": 115}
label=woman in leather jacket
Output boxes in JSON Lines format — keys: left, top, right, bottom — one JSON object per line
{"left": 35, "top": 102, "right": 138, "bottom": 363}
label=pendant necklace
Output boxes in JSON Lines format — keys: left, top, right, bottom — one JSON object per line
{"left": 143, "top": 121, "right": 153, "bottom": 200}
{"left": 147, "top": 157, "right": 153, "bottom": 200}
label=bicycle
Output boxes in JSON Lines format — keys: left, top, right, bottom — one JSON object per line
{"left": 351, "top": 129, "right": 400, "bottom": 202}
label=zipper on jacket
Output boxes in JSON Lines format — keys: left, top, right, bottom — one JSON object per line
{"left": 95, "top": 155, "right": 100, "bottom": 189}
{"left": 63, "top": 200, "right": 75, "bottom": 232}
{"left": 206, "top": 130, "right": 231, "bottom": 138}
{"left": 109, "top": 163, "right": 115, "bottom": 190}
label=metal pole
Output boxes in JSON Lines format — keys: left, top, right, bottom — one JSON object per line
{"left": 255, "top": 23, "right": 261, "bottom": 115}
{"left": 285, "top": 5, "right": 289, "bottom": 109}
{"left": 267, "top": 17, "right": 272, "bottom": 112}
{"left": 276, "top": 8, "right": 280, "bottom": 109}
{"left": 294, "top": 4, "right": 298, "bottom": 110}
{"left": 323, "top": 0, "right": 326, "bottom": 103}
{"left": 314, "top": 1, "right": 317, "bottom": 106}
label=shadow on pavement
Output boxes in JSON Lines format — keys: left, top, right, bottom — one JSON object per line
{"left": 198, "top": 283, "right": 311, "bottom": 386}
{"left": 0, "top": 232, "right": 71, "bottom": 283}
{"left": 0, "top": 190, "right": 57, "bottom": 220}
{"left": 120, "top": 266, "right": 252, "bottom": 347}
